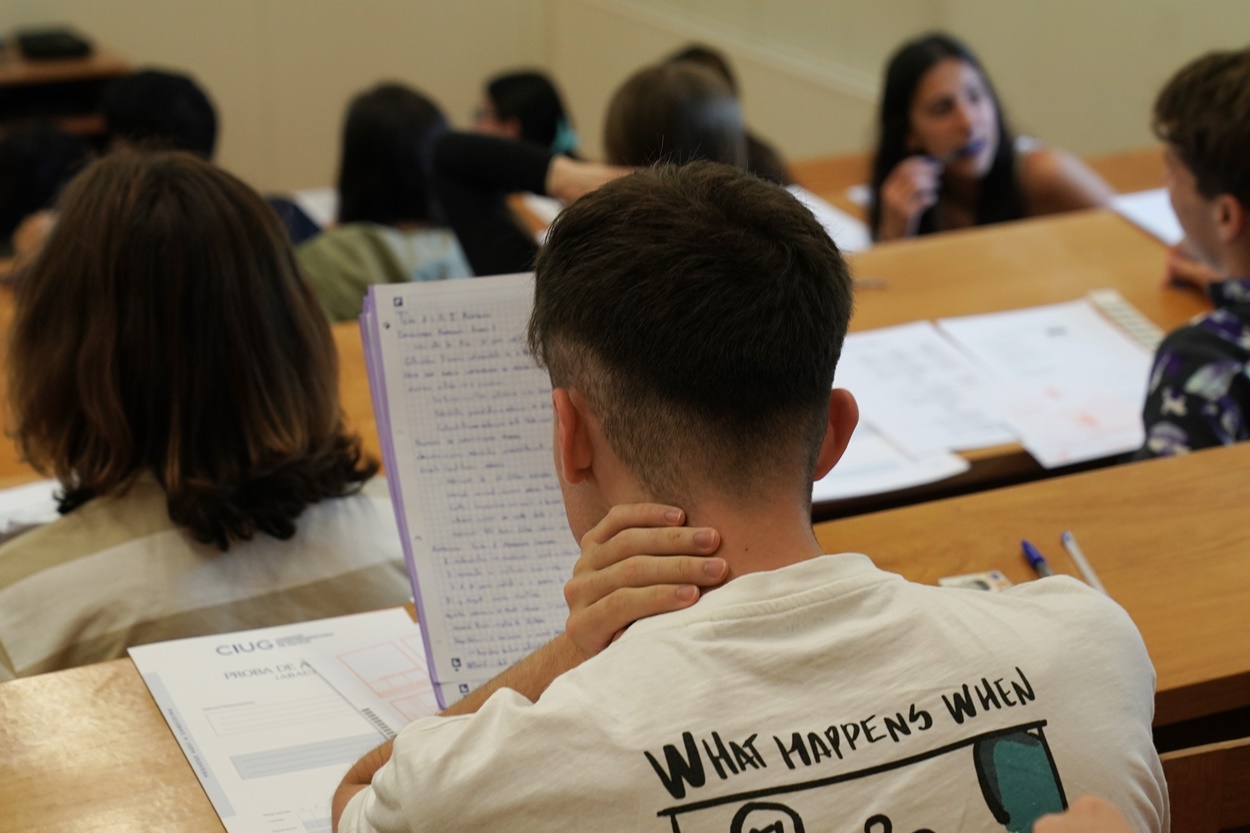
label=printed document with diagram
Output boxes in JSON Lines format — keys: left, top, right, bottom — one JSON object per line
{"left": 129, "top": 609, "right": 433, "bottom": 833}
{"left": 937, "top": 299, "right": 1154, "bottom": 467}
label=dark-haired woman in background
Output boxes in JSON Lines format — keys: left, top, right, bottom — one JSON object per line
{"left": 0, "top": 151, "right": 408, "bottom": 679}
{"left": 869, "top": 32, "right": 1111, "bottom": 241}
{"left": 474, "top": 70, "right": 579, "bottom": 156}
{"left": 298, "top": 82, "right": 472, "bottom": 321}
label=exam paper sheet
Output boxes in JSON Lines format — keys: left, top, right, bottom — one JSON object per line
{"left": 129, "top": 609, "right": 424, "bottom": 833}
{"left": 306, "top": 631, "right": 441, "bottom": 740}
{"left": 837, "top": 321, "right": 1017, "bottom": 456}
{"left": 788, "top": 184, "right": 872, "bottom": 253}
{"left": 1111, "top": 188, "right": 1184, "bottom": 246}
{"left": 812, "top": 422, "right": 969, "bottom": 503}
{"left": 937, "top": 300, "right": 1153, "bottom": 467}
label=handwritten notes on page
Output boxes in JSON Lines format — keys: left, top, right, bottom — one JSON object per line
{"left": 837, "top": 322, "right": 1017, "bottom": 456}
{"left": 130, "top": 609, "right": 428, "bottom": 833}
{"left": 937, "top": 300, "right": 1153, "bottom": 467}
{"left": 362, "top": 275, "right": 578, "bottom": 707}
{"left": 1111, "top": 188, "right": 1184, "bottom": 246}
{"left": 787, "top": 184, "right": 872, "bottom": 254}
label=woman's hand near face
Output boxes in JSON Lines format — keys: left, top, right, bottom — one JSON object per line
{"left": 877, "top": 156, "right": 942, "bottom": 240}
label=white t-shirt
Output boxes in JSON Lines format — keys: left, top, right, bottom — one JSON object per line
{"left": 340, "top": 554, "right": 1168, "bottom": 833}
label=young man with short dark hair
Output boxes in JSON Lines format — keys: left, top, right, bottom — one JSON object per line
{"left": 335, "top": 162, "right": 1167, "bottom": 833}
{"left": 1138, "top": 47, "right": 1250, "bottom": 457}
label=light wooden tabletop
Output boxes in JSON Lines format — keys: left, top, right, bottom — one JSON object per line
{"left": 0, "top": 658, "right": 226, "bottom": 833}
{"left": 815, "top": 441, "right": 1250, "bottom": 727}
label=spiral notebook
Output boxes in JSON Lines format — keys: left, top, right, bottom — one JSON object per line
{"left": 359, "top": 274, "right": 577, "bottom": 708}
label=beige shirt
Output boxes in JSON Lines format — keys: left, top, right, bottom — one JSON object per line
{"left": 0, "top": 477, "right": 409, "bottom": 679}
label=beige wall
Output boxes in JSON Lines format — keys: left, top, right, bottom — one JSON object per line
{"left": 546, "top": 0, "right": 1250, "bottom": 166}
{"left": 5, "top": 0, "right": 1249, "bottom": 191}
{"left": 2, "top": 0, "right": 547, "bottom": 192}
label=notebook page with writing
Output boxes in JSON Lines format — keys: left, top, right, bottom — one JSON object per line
{"left": 362, "top": 275, "right": 577, "bottom": 707}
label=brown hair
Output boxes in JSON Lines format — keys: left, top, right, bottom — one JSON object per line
{"left": 602, "top": 63, "right": 746, "bottom": 169}
{"left": 1154, "top": 47, "right": 1250, "bottom": 207}
{"left": 529, "top": 162, "right": 852, "bottom": 505}
{"left": 8, "top": 151, "right": 376, "bottom": 549}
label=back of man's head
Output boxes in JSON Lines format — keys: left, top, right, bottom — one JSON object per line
{"left": 528, "top": 162, "right": 852, "bottom": 505}
{"left": 103, "top": 68, "right": 218, "bottom": 159}
{"left": 1154, "top": 47, "right": 1250, "bottom": 208}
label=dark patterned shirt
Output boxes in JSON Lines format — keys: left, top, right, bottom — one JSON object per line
{"left": 1135, "top": 276, "right": 1250, "bottom": 458}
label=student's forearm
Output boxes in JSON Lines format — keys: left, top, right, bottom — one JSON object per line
{"left": 332, "top": 636, "right": 583, "bottom": 831}
{"left": 331, "top": 738, "right": 394, "bottom": 831}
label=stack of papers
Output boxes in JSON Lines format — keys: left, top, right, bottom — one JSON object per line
{"left": 834, "top": 297, "right": 1156, "bottom": 471}
{"left": 937, "top": 299, "right": 1153, "bottom": 467}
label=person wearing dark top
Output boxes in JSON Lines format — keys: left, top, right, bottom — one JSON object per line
{"left": 665, "top": 43, "right": 791, "bottom": 184}
{"left": 0, "top": 123, "right": 88, "bottom": 262}
{"left": 1134, "top": 47, "right": 1250, "bottom": 458}
{"left": 102, "top": 68, "right": 218, "bottom": 157}
{"left": 433, "top": 62, "right": 742, "bottom": 277}
{"left": 474, "top": 70, "right": 579, "bottom": 156}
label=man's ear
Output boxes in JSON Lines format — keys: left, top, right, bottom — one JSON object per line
{"left": 552, "top": 387, "right": 595, "bottom": 484}
{"left": 1214, "top": 194, "right": 1248, "bottom": 244}
{"left": 813, "top": 389, "right": 859, "bottom": 481}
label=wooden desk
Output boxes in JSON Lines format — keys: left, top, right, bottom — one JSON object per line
{"left": 333, "top": 320, "right": 383, "bottom": 469}
{"left": 810, "top": 208, "right": 1209, "bottom": 517}
{"left": 0, "top": 659, "right": 225, "bottom": 833}
{"left": 814, "top": 442, "right": 1250, "bottom": 727}
{"left": 0, "top": 44, "right": 129, "bottom": 139}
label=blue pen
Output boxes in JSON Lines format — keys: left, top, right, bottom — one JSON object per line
{"left": 1021, "top": 540, "right": 1054, "bottom": 578}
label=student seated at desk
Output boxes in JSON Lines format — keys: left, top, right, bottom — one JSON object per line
{"left": 473, "top": 69, "right": 579, "bottom": 157}
{"left": 296, "top": 83, "right": 473, "bottom": 322}
{"left": 0, "top": 151, "right": 408, "bottom": 681}
{"left": 102, "top": 67, "right": 218, "bottom": 158}
{"left": 0, "top": 122, "right": 88, "bottom": 281}
{"left": 1135, "top": 47, "right": 1250, "bottom": 458}
{"left": 869, "top": 33, "right": 1112, "bottom": 241}
{"left": 430, "top": 61, "right": 738, "bottom": 277}
{"left": 603, "top": 61, "right": 746, "bottom": 168}
{"left": 332, "top": 163, "right": 1167, "bottom": 833}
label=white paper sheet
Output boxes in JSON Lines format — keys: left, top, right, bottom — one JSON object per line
{"left": 305, "top": 632, "right": 441, "bottom": 740}
{"left": 1111, "top": 188, "right": 1183, "bottom": 246}
{"left": 787, "top": 184, "right": 872, "bottom": 253}
{"left": 129, "top": 609, "right": 423, "bottom": 833}
{"left": 812, "top": 422, "right": 969, "bottom": 503}
{"left": 363, "top": 276, "right": 577, "bottom": 705}
{"left": 837, "top": 322, "right": 1017, "bottom": 455}
{"left": 0, "top": 478, "right": 60, "bottom": 543}
{"left": 937, "top": 300, "right": 1153, "bottom": 467}
{"left": 291, "top": 186, "right": 338, "bottom": 230}
{"left": 846, "top": 183, "right": 871, "bottom": 208}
